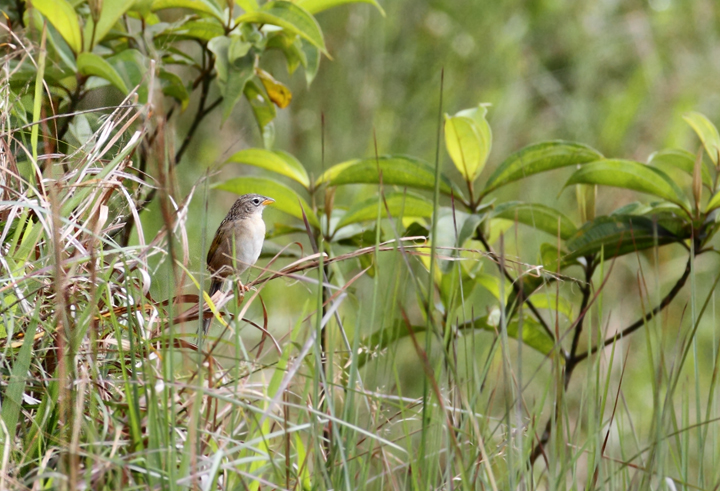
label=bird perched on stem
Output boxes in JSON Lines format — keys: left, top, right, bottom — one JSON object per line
{"left": 204, "top": 193, "right": 274, "bottom": 332}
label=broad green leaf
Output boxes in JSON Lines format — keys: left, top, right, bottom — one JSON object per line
{"left": 208, "top": 36, "right": 231, "bottom": 81}
{"left": 266, "top": 32, "right": 307, "bottom": 74}
{"left": 235, "top": 1, "right": 326, "bottom": 53}
{"left": 214, "top": 177, "right": 320, "bottom": 228}
{"left": 335, "top": 192, "right": 434, "bottom": 231}
{"left": 457, "top": 211, "right": 487, "bottom": 247}
{"left": 244, "top": 80, "right": 277, "bottom": 147}
{"left": 208, "top": 36, "right": 255, "bottom": 120}
{"left": 564, "top": 159, "right": 691, "bottom": 212}
{"left": 539, "top": 242, "right": 573, "bottom": 272}
{"left": 83, "top": 0, "right": 135, "bottom": 50}
{"left": 683, "top": 112, "right": 720, "bottom": 165}
{"left": 648, "top": 148, "right": 713, "bottom": 189}
{"left": 316, "top": 155, "right": 463, "bottom": 198}
{"left": 32, "top": 0, "right": 82, "bottom": 54}
{"left": 492, "top": 201, "right": 577, "bottom": 240}
{"left": 77, "top": 53, "right": 128, "bottom": 93}
{"left": 483, "top": 141, "right": 602, "bottom": 195}
{"left": 236, "top": 0, "right": 259, "bottom": 11}
{"left": 475, "top": 273, "right": 508, "bottom": 302}
{"left": 225, "top": 148, "right": 310, "bottom": 188}
{"left": 565, "top": 215, "right": 684, "bottom": 260}
{"left": 444, "top": 105, "right": 491, "bottom": 183}
{"left": 151, "top": 0, "right": 224, "bottom": 21}
{"left": 296, "top": 0, "right": 385, "bottom": 15}
{"left": 159, "top": 69, "right": 190, "bottom": 110}
{"left": 223, "top": 61, "right": 255, "bottom": 120}
{"left": 528, "top": 293, "right": 573, "bottom": 319}
{"left": 164, "top": 18, "right": 225, "bottom": 41}
{"left": 107, "top": 49, "right": 148, "bottom": 100}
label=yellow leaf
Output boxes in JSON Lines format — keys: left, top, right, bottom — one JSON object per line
{"left": 256, "top": 68, "right": 292, "bottom": 108}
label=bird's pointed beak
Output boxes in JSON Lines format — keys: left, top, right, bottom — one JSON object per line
{"left": 262, "top": 197, "right": 275, "bottom": 206}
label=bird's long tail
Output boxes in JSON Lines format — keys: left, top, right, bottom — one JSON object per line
{"left": 203, "top": 278, "right": 223, "bottom": 333}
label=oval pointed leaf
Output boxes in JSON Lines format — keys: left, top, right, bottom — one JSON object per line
{"left": 335, "top": 192, "right": 434, "bottom": 231}
{"left": 493, "top": 201, "right": 577, "bottom": 240}
{"left": 32, "top": 0, "right": 82, "bottom": 54}
{"left": 235, "top": 1, "right": 326, "bottom": 52}
{"left": 483, "top": 141, "right": 603, "bottom": 195}
{"left": 226, "top": 148, "right": 309, "bottom": 188}
{"left": 564, "top": 159, "right": 691, "bottom": 211}
{"left": 296, "top": 0, "right": 385, "bottom": 15}
{"left": 444, "top": 113, "right": 490, "bottom": 182}
{"left": 648, "top": 148, "right": 713, "bottom": 188}
{"left": 214, "top": 177, "right": 320, "bottom": 228}
{"left": 565, "top": 215, "right": 684, "bottom": 260}
{"left": 683, "top": 112, "right": 720, "bottom": 165}
{"left": 316, "top": 155, "right": 463, "bottom": 198}
{"left": 77, "top": 53, "right": 128, "bottom": 93}
{"left": 151, "top": 0, "right": 224, "bottom": 20}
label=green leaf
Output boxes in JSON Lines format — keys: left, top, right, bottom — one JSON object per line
{"left": 475, "top": 273, "right": 508, "bottom": 302}
{"left": 159, "top": 69, "right": 190, "bottom": 110}
{"left": 225, "top": 148, "right": 310, "bottom": 188}
{"left": 706, "top": 192, "right": 720, "bottom": 213}
{"left": 1, "top": 309, "right": 39, "bottom": 444}
{"left": 303, "top": 42, "right": 320, "bottom": 85}
{"left": 648, "top": 148, "right": 713, "bottom": 189}
{"left": 564, "top": 159, "right": 691, "bottom": 212}
{"left": 235, "top": 1, "right": 326, "bottom": 53}
{"left": 214, "top": 177, "right": 320, "bottom": 228}
{"left": 335, "top": 192, "right": 434, "bottom": 231}
{"left": 493, "top": 201, "right": 577, "bottom": 240}
{"left": 565, "top": 215, "right": 683, "bottom": 260}
{"left": 683, "top": 112, "right": 720, "bottom": 165}
{"left": 236, "top": 0, "right": 259, "bottom": 11}
{"left": 528, "top": 292, "right": 573, "bottom": 319}
{"left": 151, "top": 0, "right": 224, "bottom": 21}
{"left": 107, "top": 49, "right": 148, "bottom": 100}
{"left": 83, "top": 0, "right": 135, "bottom": 50}
{"left": 457, "top": 211, "right": 487, "bottom": 247}
{"left": 444, "top": 104, "right": 491, "bottom": 183}
{"left": 164, "top": 18, "right": 225, "bottom": 41}
{"left": 31, "top": 0, "right": 82, "bottom": 54}
{"left": 208, "top": 36, "right": 255, "bottom": 120}
{"left": 267, "top": 32, "right": 307, "bottom": 74}
{"left": 244, "top": 80, "right": 277, "bottom": 147}
{"left": 483, "top": 141, "right": 603, "bottom": 195}
{"left": 296, "top": 0, "right": 385, "bottom": 15}
{"left": 316, "top": 155, "right": 463, "bottom": 197}
{"left": 77, "top": 53, "right": 128, "bottom": 93}
{"left": 223, "top": 61, "right": 255, "bottom": 120}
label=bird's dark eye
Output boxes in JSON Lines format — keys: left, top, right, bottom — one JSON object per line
{"left": 253, "top": 198, "right": 261, "bottom": 205}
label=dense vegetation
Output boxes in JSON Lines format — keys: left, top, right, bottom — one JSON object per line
{"left": 2, "top": 0, "right": 720, "bottom": 489}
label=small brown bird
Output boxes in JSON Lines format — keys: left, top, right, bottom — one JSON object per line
{"left": 204, "top": 193, "right": 274, "bottom": 331}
